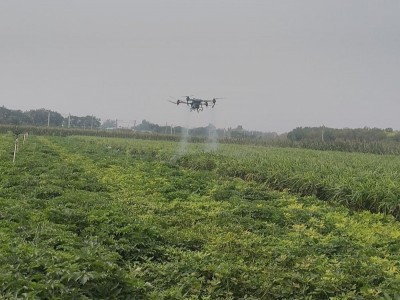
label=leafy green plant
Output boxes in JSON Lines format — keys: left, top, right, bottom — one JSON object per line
{"left": 1, "top": 134, "right": 400, "bottom": 299}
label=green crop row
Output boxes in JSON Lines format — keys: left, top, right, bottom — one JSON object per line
{"left": 213, "top": 145, "right": 400, "bottom": 219}
{"left": 63, "top": 136, "right": 400, "bottom": 219}
{"left": 1, "top": 135, "right": 397, "bottom": 298}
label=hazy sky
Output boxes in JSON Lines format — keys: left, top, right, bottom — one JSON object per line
{"left": 1, "top": 0, "right": 399, "bottom": 132}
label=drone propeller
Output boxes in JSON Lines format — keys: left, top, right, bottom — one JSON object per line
{"left": 202, "top": 97, "right": 223, "bottom": 102}
{"left": 167, "top": 100, "right": 185, "bottom": 105}
{"left": 211, "top": 97, "right": 224, "bottom": 107}
{"left": 182, "top": 95, "right": 195, "bottom": 102}
{"left": 181, "top": 95, "right": 193, "bottom": 103}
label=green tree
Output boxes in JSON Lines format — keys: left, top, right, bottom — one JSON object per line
{"left": 26, "top": 109, "right": 64, "bottom": 126}
{"left": 101, "top": 119, "right": 117, "bottom": 129}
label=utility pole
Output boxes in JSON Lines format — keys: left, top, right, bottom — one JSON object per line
{"left": 68, "top": 114, "right": 71, "bottom": 128}
{"left": 47, "top": 111, "right": 50, "bottom": 127}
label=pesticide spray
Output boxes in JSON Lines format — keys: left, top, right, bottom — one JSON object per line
{"left": 180, "top": 107, "right": 192, "bottom": 154}
{"left": 171, "top": 107, "right": 191, "bottom": 161}
{"left": 171, "top": 101, "right": 220, "bottom": 163}
{"left": 178, "top": 124, "right": 190, "bottom": 156}
{"left": 205, "top": 109, "right": 219, "bottom": 152}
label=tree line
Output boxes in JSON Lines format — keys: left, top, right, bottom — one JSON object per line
{"left": 287, "top": 126, "right": 400, "bottom": 143}
{"left": 135, "top": 120, "right": 279, "bottom": 140}
{"left": 0, "top": 106, "right": 101, "bottom": 128}
{"left": 3, "top": 106, "right": 400, "bottom": 154}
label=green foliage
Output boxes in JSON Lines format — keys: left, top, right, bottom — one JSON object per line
{"left": 26, "top": 109, "right": 64, "bottom": 127}
{"left": 0, "top": 106, "right": 101, "bottom": 128}
{"left": 288, "top": 126, "right": 389, "bottom": 142}
{"left": 199, "top": 145, "right": 400, "bottom": 219}
{"left": 286, "top": 126, "right": 400, "bottom": 154}
{"left": 176, "top": 153, "right": 217, "bottom": 171}
{"left": 1, "top": 134, "right": 400, "bottom": 299}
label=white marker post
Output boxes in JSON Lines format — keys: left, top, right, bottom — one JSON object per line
{"left": 13, "top": 138, "right": 18, "bottom": 163}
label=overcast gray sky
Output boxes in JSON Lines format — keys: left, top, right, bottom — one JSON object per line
{"left": 1, "top": 0, "right": 399, "bottom": 132}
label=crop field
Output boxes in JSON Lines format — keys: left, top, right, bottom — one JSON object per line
{"left": 1, "top": 133, "right": 400, "bottom": 299}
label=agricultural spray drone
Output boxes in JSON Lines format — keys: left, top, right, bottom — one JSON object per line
{"left": 168, "top": 96, "right": 223, "bottom": 112}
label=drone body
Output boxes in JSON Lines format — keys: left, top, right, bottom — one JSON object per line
{"left": 168, "top": 96, "right": 221, "bottom": 112}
